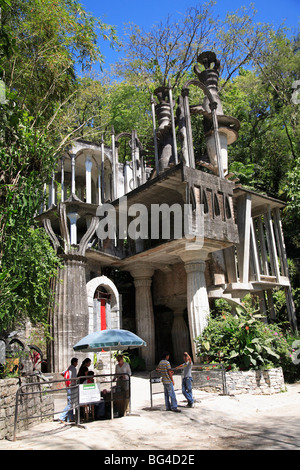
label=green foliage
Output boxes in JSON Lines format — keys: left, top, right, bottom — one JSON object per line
{"left": 0, "top": 0, "right": 119, "bottom": 330}
{"left": 112, "top": 350, "right": 146, "bottom": 371}
{"left": 195, "top": 311, "right": 300, "bottom": 382}
{"left": 0, "top": 92, "right": 61, "bottom": 330}
{"left": 128, "top": 354, "right": 146, "bottom": 371}
{"left": 0, "top": 0, "right": 118, "bottom": 151}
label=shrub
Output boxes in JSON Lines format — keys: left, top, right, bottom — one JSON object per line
{"left": 195, "top": 312, "right": 300, "bottom": 382}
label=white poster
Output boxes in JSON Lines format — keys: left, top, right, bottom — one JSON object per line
{"left": 79, "top": 383, "right": 101, "bottom": 404}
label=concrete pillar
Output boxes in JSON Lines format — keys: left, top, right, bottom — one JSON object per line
{"left": 71, "top": 153, "right": 76, "bottom": 194}
{"left": 85, "top": 156, "right": 93, "bottom": 203}
{"left": 60, "top": 156, "right": 65, "bottom": 202}
{"left": 129, "top": 264, "right": 155, "bottom": 369}
{"left": 97, "top": 164, "right": 101, "bottom": 205}
{"left": 67, "top": 212, "right": 80, "bottom": 245}
{"left": 48, "top": 254, "right": 89, "bottom": 372}
{"left": 50, "top": 172, "right": 55, "bottom": 206}
{"left": 179, "top": 251, "right": 210, "bottom": 363}
{"left": 167, "top": 297, "right": 190, "bottom": 365}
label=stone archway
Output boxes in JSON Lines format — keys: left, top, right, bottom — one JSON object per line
{"left": 86, "top": 275, "right": 121, "bottom": 334}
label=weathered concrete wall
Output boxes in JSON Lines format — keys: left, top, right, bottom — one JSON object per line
{"left": 0, "top": 376, "right": 54, "bottom": 440}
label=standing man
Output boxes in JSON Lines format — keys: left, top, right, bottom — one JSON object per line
{"left": 59, "top": 357, "right": 78, "bottom": 423}
{"left": 156, "top": 351, "right": 181, "bottom": 413}
{"left": 175, "top": 352, "right": 194, "bottom": 407}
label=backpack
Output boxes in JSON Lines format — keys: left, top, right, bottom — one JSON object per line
{"left": 63, "top": 368, "right": 71, "bottom": 387}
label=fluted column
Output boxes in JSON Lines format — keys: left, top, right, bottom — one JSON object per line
{"left": 172, "top": 311, "right": 190, "bottom": 364}
{"left": 129, "top": 265, "right": 155, "bottom": 369}
{"left": 168, "top": 297, "right": 190, "bottom": 364}
{"left": 49, "top": 254, "right": 89, "bottom": 372}
{"left": 179, "top": 251, "right": 210, "bottom": 363}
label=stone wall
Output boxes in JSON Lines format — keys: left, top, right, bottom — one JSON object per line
{"left": 225, "top": 367, "right": 286, "bottom": 395}
{"left": 192, "top": 367, "right": 286, "bottom": 395}
{"left": 0, "top": 376, "right": 54, "bottom": 440}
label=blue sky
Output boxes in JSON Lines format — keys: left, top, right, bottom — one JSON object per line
{"left": 79, "top": 0, "right": 300, "bottom": 70}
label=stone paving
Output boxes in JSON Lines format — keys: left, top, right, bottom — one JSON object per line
{"left": 0, "top": 375, "right": 300, "bottom": 451}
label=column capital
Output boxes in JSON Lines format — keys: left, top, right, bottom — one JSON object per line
{"left": 67, "top": 211, "right": 80, "bottom": 224}
{"left": 178, "top": 248, "right": 209, "bottom": 264}
{"left": 127, "top": 263, "right": 155, "bottom": 280}
{"left": 184, "top": 260, "right": 206, "bottom": 274}
{"left": 134, "top": 278, "right": 152, "bottom": 288}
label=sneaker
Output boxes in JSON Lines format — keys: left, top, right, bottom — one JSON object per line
{"left": 171, "top": 408, "right": 181, "bottom": 413}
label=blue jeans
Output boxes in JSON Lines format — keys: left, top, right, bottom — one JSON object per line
{"left": 182, "top": 377, "right": 194, "bottom": 405}
{"left": 59, "top": 387, "right": 77, "bottom": 422}
{"left": 163, "top": 383, "right": 178, "bottom": 410}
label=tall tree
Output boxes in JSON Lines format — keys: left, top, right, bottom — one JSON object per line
{"left": 1, "top": 0, "right": 118, "bottom": 150}
{"left": 0, "top": 0, "right": 118, "bottom": 331}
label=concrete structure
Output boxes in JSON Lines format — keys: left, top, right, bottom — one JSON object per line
{"left": 37, "top": 52, "right": 297, "bottom": 372}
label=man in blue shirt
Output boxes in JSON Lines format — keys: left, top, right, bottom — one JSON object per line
{"left": 175, "top": 352, "right": 194, "bottom": 407}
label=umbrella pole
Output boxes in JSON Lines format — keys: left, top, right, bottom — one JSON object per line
{"left": 110, "top": 350, "right": 114, "bottom": 420}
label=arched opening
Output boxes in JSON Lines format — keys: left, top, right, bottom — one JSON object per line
{"left": 86, "top": 276, "right": 121, "bottom": 334}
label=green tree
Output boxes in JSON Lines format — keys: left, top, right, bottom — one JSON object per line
{"left": 0, "top": 94, "right": 61, "bottom": 331}
{"left": 114, "top": 1, "right": 217, "bottom": 91}
{"left": 1, "top": 0, "right": 118, "bottom": 150}
{"left": 0, "top": 0, "right": 118, "bottom": 330}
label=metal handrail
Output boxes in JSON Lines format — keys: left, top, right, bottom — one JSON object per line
{"left": 149, "top": 363, "right": 228, "bottom": 408}
{"left": 13, "top": 372, "right": 130, "bottom": 441}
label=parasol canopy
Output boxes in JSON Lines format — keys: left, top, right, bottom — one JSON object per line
{"left": 73, "top": 328, "right": 147, "bottom": 352}
{"left": 73, "top": 329, "right": 146, "bottom": 420}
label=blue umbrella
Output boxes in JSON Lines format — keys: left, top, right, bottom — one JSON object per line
{"left": 73, "top": 328, "right": 147, "bottom": 352}
{"left": 73, "top": 329, "right": 146, "bottom": 420}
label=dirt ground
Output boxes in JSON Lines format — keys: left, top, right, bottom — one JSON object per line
{"left": 1, "top": 374, "right": 300, "bottom": 452}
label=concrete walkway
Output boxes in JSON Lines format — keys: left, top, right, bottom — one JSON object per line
{"left": 1, "top": 374, "right": 300, "bottom": 451}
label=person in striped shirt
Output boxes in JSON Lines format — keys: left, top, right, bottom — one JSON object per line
{"left": 156, "top": 351, "right": 181, "bottom": 413}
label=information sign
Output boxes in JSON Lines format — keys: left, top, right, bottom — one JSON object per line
{"left": 79, "top": 383, "right": 101, "bottom": 404}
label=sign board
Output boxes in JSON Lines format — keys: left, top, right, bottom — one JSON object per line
{"left": 79, "top": 383, "right": 101, "bottom": 405}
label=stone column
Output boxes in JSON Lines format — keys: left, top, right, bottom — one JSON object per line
{"left": 167, "top": 297, "right": 190, "bottom": 365}
{"left": 179, "top": 251, "right": 210, "bottom": 363}
{"left": 67, "top": 211, "right": 80, "bottom": 245}
{"left": 71, "top": 153, "right": 76, "bottom": 194}
{"left": 60, "top": 156, "right": 65, "bottom": 202}
{"left": 50, "top": 172, "right": 55, "bottom": 206}
{"left": 45, "top": 207, "right": 99, "bottom": 373}
{"left": 97, "top": 164, "right": 101, "bottom": 205}
{"left": 129, "top": 265, "right": 155, "bottom": 370}
{"left": 48, "top": 254, "right": 89, "bottom": 372}
{"left": 85, "top": 156, "right": 93, "bottom": 203}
